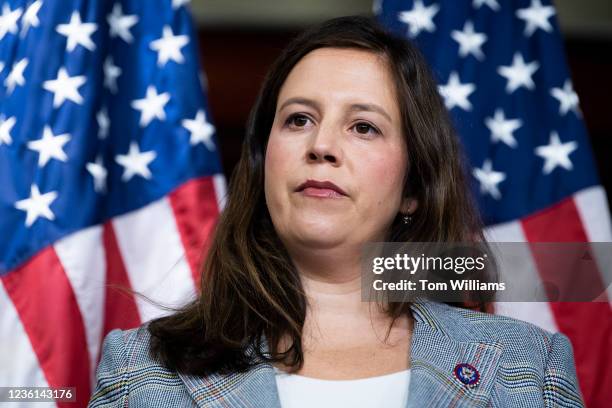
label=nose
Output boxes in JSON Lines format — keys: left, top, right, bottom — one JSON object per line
{"left": 305, "top": 124, "right": 342, "bottom": 166}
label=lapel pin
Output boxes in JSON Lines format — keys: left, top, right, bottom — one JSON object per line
{"left": 453, "top": 363, "right": 480, "bottom": 388}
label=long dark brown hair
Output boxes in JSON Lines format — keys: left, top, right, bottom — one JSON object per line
{"left": 147, "top": 15, "right": 488, "bottom": 376}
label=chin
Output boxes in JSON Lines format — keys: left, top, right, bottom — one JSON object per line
{"left": 289, "top": 222, "right": 348, "bottom": 248}
{"left": 293, "top": 235, "right": 346, "bottom": 250}
{"left": 298, "top": 215, "right": 343, "bottom": 232}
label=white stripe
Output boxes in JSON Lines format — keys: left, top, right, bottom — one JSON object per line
{"left": 484, "top": 219, "right": 525, "bottom": 242}
{"left": 485, "top": 220, "right": 559, "bottom": 333}
{"left": 112, "top": 196, "right": 197, "bottom": 323}
{"left": 573, "top": 186, "right": 612, "bottom": 304}
{"left": 53, "top": 225, "right": 106, "bottom": 390}
{"left": 0, "top": 282, "right": 56, "bottom": 407}
{"left": 213, "top": 173, "right": 227, "bottom": 211}
{"left": 493, "top": 302, "right": 558, "bottom": 334}
{"left": 573, "top": 185, "right": 612, "bottom": 242}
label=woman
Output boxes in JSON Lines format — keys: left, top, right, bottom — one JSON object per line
{"left": 89, "top": 16, "right": 584, "bottom": 408}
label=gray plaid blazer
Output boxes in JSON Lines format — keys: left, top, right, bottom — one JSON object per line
{"left": 88, "top": 300, "right": 585, "bottom": 407}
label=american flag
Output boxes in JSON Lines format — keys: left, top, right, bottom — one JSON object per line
{"left": 0, "top": 0, "right": 225, "bottom": 406}
{"left": 376, "top": 0, "right": 612, "bottom": 406}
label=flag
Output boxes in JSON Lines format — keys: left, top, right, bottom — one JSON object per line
{"left": 0, "top": 0, "right": 225, "bottom": 406}
{"left": 376, "top": 0, "right": 611, "bottom": 406}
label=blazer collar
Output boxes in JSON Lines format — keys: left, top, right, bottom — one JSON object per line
{"left": 177, "top": 300, "right": 503, "bottom": 408}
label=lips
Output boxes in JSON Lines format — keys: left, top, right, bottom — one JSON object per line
{"left": 295, "top": 179, "right": 348, "bottom": 198}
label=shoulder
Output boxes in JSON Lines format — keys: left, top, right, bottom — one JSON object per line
{"left": 414, "top": 301, "right": 584, "bottom": 406}
{"left": 416, "top": 300, "right": 561, "bottom": 350}
{"left": 412, "top": 301, "right": 577, "bottom": 374}
{"left": 94, "top": 324, "right": 159, "bottom": 369}
{"left": 89, "top": 324, "right": 192, "bottom": 407}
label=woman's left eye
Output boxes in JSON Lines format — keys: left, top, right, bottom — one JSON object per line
{"left": 352, "top": 122, "right": 380, "bottom": 136}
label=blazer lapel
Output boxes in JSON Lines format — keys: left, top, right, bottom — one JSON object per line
{"left": 177, "top": 338, "right": 282, "bottom": 408}
{"left": 406, "top": 301, "right": 504, "bottom": 408}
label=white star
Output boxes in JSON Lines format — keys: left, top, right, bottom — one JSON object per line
{"left": 27, "top": 126, "right": 71, "bottom": 168}
{"left": 0, "top": 61, "right": 3, "bottom": 72}
{"left": 535, "top": 131, "right": 578, "bottom": 175}
{"left": 0, "top": 4, "right": 22, "bottom": 40}
{"left": 516, "top": 0, "right": 555, "bottom": 37}
{"left": 150, "top": 25, "right": 189, "bottom": 66}
{"left": 5, "top": 58, "right": 28, "bottom": 94}
{"left": 485, "top": 109, "right": 522, "bottom": 148}
{"left": 497, "top": 53, "right": 539, "bottom": 93}
{"left": 21, "top": 0, "right": 42, "bottom": 37}
{"left": 182, "top": 110, "right": 216, "bottom": 149}
{"left": 451, "top": 21, "right": 487, "bottom": 60}
{"left": 473, "top": 159, "right": 506, "bottom": 199}
{"left": 97, "top": 108, "right": 110, "bottom": 139}
{"left": 172, "top": 0, "right": 191, "bottom": 9}
{"left": 398, "top": 0, "right": 439, "bottom": 38}
{"left": 115, "top": 142, "right": 156, "bottom": 181}
{"left": 107, "top": 3, "right": 138, "bottom": 44}
{"left": 472, "top": 0, "right": 500, "bottom": 11}
{"left": 103, "top": 56, "right": 121, "bottom": 93}
{"left": 0, "top": 115, "right": 16, "bottom": 146}
{"left": 56, "top": 11, "right": 98, "bottom": 52}
{"left": 438, "top": 71, "right": 475, "bottom": 111}
{"left": 15, "top": 185, "right": 58, "bottom": 227}
{"left": 550, "top": 80, "right": 579, "bottom": 116}
{"left": 86, "top": 156, "right": 108, "bottom": 193}
{"left": 131, "top": 86, "right": 170, "bottom": 127}
{"left": 43, "top": 67, "right": 86, "bottom": 108}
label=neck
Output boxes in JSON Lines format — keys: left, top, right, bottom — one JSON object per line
{"left": 272, "top": 246, "right": 413, "bottom": 376}
{"left": 288, "top": 245, "right": 396, "bottom": 330}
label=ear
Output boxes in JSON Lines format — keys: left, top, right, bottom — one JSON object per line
{"left": 400, "top": 196, "right": 418, "bottom": 214}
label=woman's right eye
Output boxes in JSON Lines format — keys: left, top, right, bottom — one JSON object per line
{"left": 285, "top": 114, "right": 312, "bottom": 129}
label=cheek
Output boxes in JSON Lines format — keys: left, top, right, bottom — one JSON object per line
{"left": 264, "top": 134, "right": 293, "bottom": 207}
{"left": 264, "top": 133, "right": 292, "bottom": 177}
{"left": 362, "top": 151, "right": 406, "bottom": 209}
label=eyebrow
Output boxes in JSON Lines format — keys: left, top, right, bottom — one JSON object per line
{"left": 278, "top": 97, "right": 393, "bottom": 123}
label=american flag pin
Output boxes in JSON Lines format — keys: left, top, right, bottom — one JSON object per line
{"left": 453, "top": 363, "right": 480, "bottom": 387}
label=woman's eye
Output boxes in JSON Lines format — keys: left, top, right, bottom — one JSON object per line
{"left": 285, "top": 114, "right": 311, "bottom": 128}
{"left": 353, "top": 122, "right": 380, "bottom": 136}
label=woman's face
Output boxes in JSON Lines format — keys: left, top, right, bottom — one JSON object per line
{"left": 264, "top": 47, "right": 416, "bottom": 253}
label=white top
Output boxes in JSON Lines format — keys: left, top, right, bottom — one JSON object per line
{"left": 273, "top": 367, "right": 411, "bottom": 408}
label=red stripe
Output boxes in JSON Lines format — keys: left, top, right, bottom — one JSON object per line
{"left": 99, "top": 222, "right": 141, "bottom": 363}
{"left": 522, "top": 196, "right": 612, "bottom": 407}
{"left": 1, "top": 247, "right": 91, "bottom": 408}
{"left": 168, "top": 176, "right": 220, "bottom": 291}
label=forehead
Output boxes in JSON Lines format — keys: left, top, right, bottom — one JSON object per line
{"left": 277, "top": 48, "right": 399, "bottom": 114}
